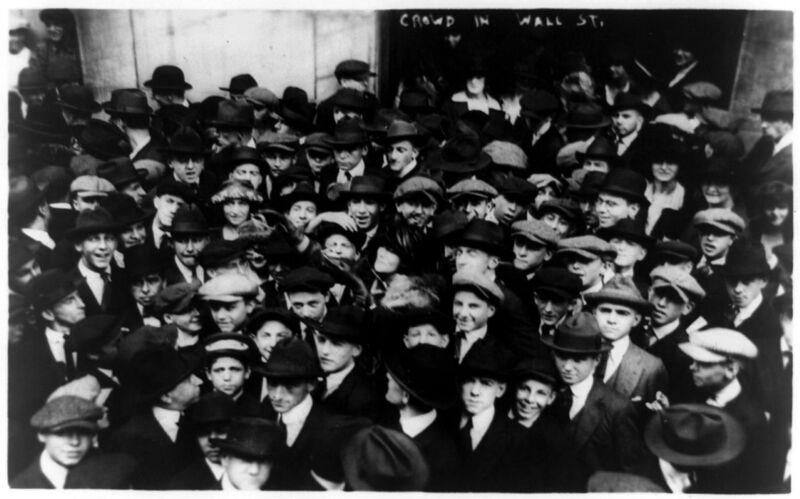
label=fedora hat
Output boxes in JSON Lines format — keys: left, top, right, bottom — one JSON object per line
{"left": 576, "top": 136, "right": 618, "bottom": 163}
{"left": 275, "top": 182, "right": 322, "bottom": 212}
{"left": 25, "top": 269, "right": 85, "bottom": 312}
{"left": 717, "top": 242, "right": 769, "bottom": 280}
{"left": 11, "top": 103, "right": 70, "bottom": 144}
{"left": 425, "top": 133, "right": 491, "bottom": 173}
{"left": 207, "top": 100, "right": 254, "bottom": 129}
{"left": 597, "top": 218, "right": 653, "bottom": 248}
{"left": 561, "top": 102, "right": 611, "bottom": 129}
{"left": 97, "top": 156, "right": 147, "bottom": 189}
{"left": 158, "top": 126, "right": 209, "bottom": 156}
{"left": 57, "top": 84, "right": 101, "bottom": 115}
{"left": 65, "top": 314, "right": 123, "bottom": 354}
{"left": 102, "top": 89, "right": 153, "bottom": 117}
{"left": 385, "top": 345, "right": 458, "bottom": 410}
{"left": 223, "top": 146, "right": 268, "bottom": 173}
{"left": 124, "top": 344, "right": 204, "bottom": 405}
{"left": 144, "top": 65, "right": 192, "bottom": 91}
{"left": 65, "top": 206, "right": 123, "bottom": 240}
{"left": 645, "top": 403, "right": 745, "bottom": 467}
{"left": 519, "top": 89, "right": 561, "bottom": 119}
{"left": 610, "top": 92, "right": 654, "bottom": 118}
{"left": 339, "top": 175, "right": 391, "bottom": 202}
{"left": 460, "top": 338, "right": 512, "bottom": 381}
{"left": 512, "top": 356, "right": 559, "bottom": 387}
{"left": 212, "top": 417, "right": 285, "bottom": 461}
{"left": 256, "top": 337, "right": 324, "bottom": 380}
{"left": 585, "top": 275, "right": 651, "bottom": 312}
{"left": 541, "top": 311, "right": 611, "bottom": 354}
{"left": 219, "top": 73, "right": 258, "bottom": 94}
{"left": 333, "top": 88, "right": 369, "bottom": 112}
{"left": 342, "top": 426, "right": 429, "bottom": 491}
{"left": 433, "top": 209, "right": 469, "bottom": 246}
{"left": 318, "top": 305, "right": 367, "bottom": 345}
{"left": 100, "top": 192, "right": 152, "bottom": 227}
{"left": 180, "top": 392, "right": 236, "bottom": 429}
{"left": 9, "top": 176, "right": 46, "bottom": 223}
{"left": 277, "top": 86, "right": 315, "bottom": 134}
{"left": 456, "top": 219, "right": 506, "bottom": 256}
{"left": 17, "top": 67, "right": 48, "bottom": 93}
{"left": 78, "top": 119, "right": 132, "bottom": 160}
{"left": 752, "top": 90, "right": 792, "bottom": 118}
{"left": 166, "top": 203, "right": 210, "bottom": 236}
{"left": 598, "top": 168, "right": 647, "bottom": 203}
{"left": 124, "top": 244, "right": 164, "bottom": 281}
{"left": 325, "top": 119, "right": 370, "bottom": 147}
{"left": 381, "top": 120, "right": 422, "bottom": 146}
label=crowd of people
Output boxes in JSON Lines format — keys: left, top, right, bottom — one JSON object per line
{"left": 7, "top": 8, "right": 794, "bottom": 492}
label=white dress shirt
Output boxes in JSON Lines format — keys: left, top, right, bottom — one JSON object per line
{"left": 706, "top": 378, "right": 742, "bottom": 408}
{"left": 45, "top": 327, "right": 69, "bottom": 365}
{"left": 461, "top": 405, "right": 494, "bottom": 450}
{"left": 279, "top": 394, "right": 313, "bottom": 447}
{"left": 400, "top": 409, "right": 437, "bottom": 438}
{"left": 174, "top": 256, "right": 203, "bottom": 283}
{"left": 569, "top": 375, "right": 595, "bottom": 419}
{"left": 734, "top": 293, "right": 762, "bottom": 327}
{"left": 21, "top": 228, "right": 55, "bottom": 249}
{"left": 39, "top": 450, "right": 69, "bottom": 489}
{"left": 604, "top": 336, "right": 630, "bottom": 382}
{"left": 659, "top": 458, "right": 693, "bottom": 492}
{"left": 457, "top": 325, "right": 488, "bottom": 363}
{"left": 773, "top": 129, "right": 794, "bottom": 156}
{"left": 336, "top": 160, "right": 365, "bottom": 185}
{"left": 530, "top": 119, "right": 552, "bottom": 147}
{"left": 78, "top": 259, "right": 106, "bottom": 305}
{"left": 152, "top": 406, "right": 182, "bottom": 442}
{"left": 324, "top": 361, "right": 355, "bottom": 398}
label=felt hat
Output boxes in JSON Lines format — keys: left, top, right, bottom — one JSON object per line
{"left": 25, "top": 269, "right": 84, "bottom": 311}
{"left": 223, "top": 146, "right": 268, "bottom": 173}
{"left": 541, "top": 311, "right": 611, "bottom": 354}
{"left": 17, "top": 67, "right": 48, "bottom": 93}
{"left": 512, "top": 356, "right": 559, "bottom": 387}
{"left": 585, "top": 275, "right": 651, "bottom": 312}
{"left": 597, "top": 168, "right": 647, "bottom": 204}
{"left": 342, "top": 425, "right": 429, "bottom": 491}
{"left": 102, "top": 88, "right": 153, "bottom": 117}
{"left": 610, "top": 92, "right": 654, "bottom": 118}
{"left": 519, "top": 89, "right": 561, "bottom": 119}
{"left": 315, "top": 221, "right": 366, "bottom": 251}
{"left": 381, "top": 120, "right": 423, "bottom": 146}
{"left": 124, "top": 244, "right": 164, "bottom": 281}
{"left": 65, "top": 314, "right": 123, "bottom": 354}
{"left": 40, "top": 8, "right": 74, "bottom": 26}
{"left": 125, "top": 344, "right": 204, "bottom": 405}
{"left": 154, "top": 282, "right": 201, "bottom": 315}
{"left": 386, "top": 345, "right": 458, "bottom": 410}
{"left": 332, "top": 88, "right": 370, "bottom": 112}
{"left": 167, "top": 204, "right": 211, "bottom": 236}
{"left": 459, "top": 338, "right": 512, "bottom": 381}
{"left": 57, "top": 84, "right": 101, "bottom": 114}
{"left": 180, "top": 392, "right": 236, "bottom": 429}
{"left": 198, "top": 239, "right": 247, "bottom": 269}
{"left": 326, "top": 118, "right": 370, "bottom": 147}
{"left": 561, "top": 102, "right": 611, "bottom": 129}
{"left": 752, "top": 90, "right": 793, "bottom": 118}
{"left": 277, "top": 86, "right": 314, "bottom": 134}
{"left": 281, "top": 266, "right": 335, "bottom": 294}
{"left": 30, "top": 396, "right": 104, "bottom": 434}
{"left": 78, "top": 119, "right": 132, "bottom": 160}
{"left": 455, "top": 219, "right": 507, "bottom": 256}
{"left": 433, "top": 209, "right": 469, "bottom": 246}
{"left": 256, "top": 337, "right": 324, "bottom": 380}
{"left": 575, "top": 136, "right": 618, "bottom": 163}
{"left": 653, "top": 240, "right": 699, "bottom": 264}
{"left": 425, "top": 133, "right": 491, "bottom": 173}
{"left": 532, "top": 266, "right": 582, "bottom": 300}
{"left": 159, "top": 126, "right": 209, "bottom": 156}
{"left": 304, "top": 132, "right": 334, "bottom": 153}
{"left": 211, "top": 418, "right": 286, "bottom": 461}
{"left": 537, "top": 198, "right": 581, "bottom": 224}
{"left": 717, "top": 242, "right": 769, "bottom": 280}
{"left": 96, "top": 156, "right": 147, "bottom": 189}
{"left": 207, "top": 100, "right": 254, "bottom": 129}
{"left": 65, "top": 206, "right": 122, "bottom": 240}
{"left": 275, "top": 182, "right": 322, "bottom": 212}
{"left": 219, "top": 73, "right": 258, "bottom": 94}
{"left": 334, "top": 59, "right": 375, "bottom": 80}
{"left": 339, "top": 175, "right": 391, "bottom": 202}
{"left": 318, "top": 305, "right": 368, "bottom": 345}
{"left": 597, "top": 218, "right": 653, "bottom": 248}
{"left": 644, "top": 403, "right": 746, "bottom": 467}
{"left": 8, "top": 176, "right": 46, "bottom": 222}
{"left": 144, "top": 65, "right": 192, "bottom": 90}
{"left": 11, "top": 102, "right": 71, "bottom": 144}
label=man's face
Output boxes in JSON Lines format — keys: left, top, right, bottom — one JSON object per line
{"left": 701, "top": 182, "right": 732, "bottom": 207}
{"left": 564, "top": 254, "right": 604, "bottom": 289}
{"left": 724, "top": 276, "right": 766, "bottom": 309}
{"left": 534, "top": 291, "right": 570, "bottom": 326}
{"left": 229, "top": 165, "right": 262, "bottom": 191}
{"left": 287, "top": 291, "right": 327, "bottom": 322}
{"left": 612, "top": 110, "right": 643, "bottom": 138}
{"left": 9, "top": 31, "right": 25, "bottom": 55}
{"left": 466, "top": 76, "right": 486, "bottom": 95}
{"left": 223, "top": 199, "right": 250, "bottom": 227}
{"left": 698, "top": 228, "right": 735, "bottom": 260}
{"left": 263, "top": 151, "right": 294, "bottom": 178}
{"left": 453, "top": 290, "right": 495, "bottom": 333}
{"left": 514, "top": 378, "right": 556, "bottom": 423}
{"left": 47, "top": 291, "right": 86, "bottom": 328}
{"left": 610, "top": 237, "right": 646, "bottom": 268}
{"left": 268, "top": 379, "right": 313, "bottom": 414}
{"left": 153, "top": 194, "right": 187, "bottom": 227}
{"left": 11, "top": 257, "right": 41, "bottom": 289}
{"left": 553, "top": 351, "right": 599, "bottom": 385}
{"left": 164, "top": 306, "right": 202, "bottom": 334}
{"left": 541, "top": 211, "right": 573, "bottom": 238}
{"left": 197, "top": 426, "right": 227, "bottom": 464}
{"left": 207, "top": 356, "right": 249, "bottom": 397}
{"left": 454, "top": 196, "right": 492, "bottom": 221}
{"left": 285, "top": 200, "right": 317, "bottom": 232}
{"left": 594, "top": 303, "right": 640, "bottom": 342}
{"left": 171, "top": 155, "right": 205, "bottom": 184}
{"left": 75, "top": 232, "right": 117, "bottom": 272}
{"left": 493, "top": 195, "right": 524, "bottom": 225}
{"left": 455, "top": 246, "right": 496, "bottom": 275}
{"left": 314, "top": 331, "right": 360, "bottom": 374}
{"left": 582, "top": 159, "right": 610, "bottom": 174}
{"left": 120, "top": 181, "right": 146, "bottom": 206}
{"left": 333, "top": 145, "right": 366, "bottom": 171}
{"left": 130, "top": 273, "right": 164, "bottom": 307}
{"left": 689, "top": 360, "right": 730, "bottom": 392}
{"left": 208, "top": 298, "right": 253, "bottom": 332}
{"left": 374, "top": 247, "right": 400, "bottom": 274}
{"left": 595, "top": 193, "right": 635, "bottom": 228}
{"left": 251, "top": 320, "right": 294, "bottom": 362}
{"left": 347, "top": 198, "right": 381, "bottom": 230}
{"left": 305, "top": 149, "right": 334, "bottom": 174}
{"left": 396, "top": 197, "right": 437, "bottom": 229}
{"left": 120, "top": 222, "right": 147, "bottom": 248}
{"left": 649, "top": 287, "right": 690, "bottom": 327}
{"left": 385, "top": 372, "right": 407, "bottom": 406}
{"left": 608, "top": 63, "right": 629, "bottom": 83}
{"left": 386, "top": 140, "right": 418, "bottom": 173}
{"left": 461, "top": 376, "right": 505, "bottom": 415}
{"left": 513, "top": 238, "right": 549, "bottom": 272}
{"left": 38, "top": 430, "right": 94, "bottom": 467}
{"left": 72, "top": 194, "right": 103, "bottom": 212}
{"left": 673, "top": 47, "right": 696, "bottom": 68}
{"left": 222, "top": 454, "right": 272, "bottom": 490}
{"left": 165, "top": 373, "right": 202, "bottom": 409}
{"left": 174, "top": 235, "right": 210, "bottom": 268}
{"left": 323, "top": 234, "right": 358, "bottom": 263}
{"left": 404, "top": 323, "right": 449, "bottom": 349}
{"left": 761, "top": 118, "right": 791, "bottom": 141}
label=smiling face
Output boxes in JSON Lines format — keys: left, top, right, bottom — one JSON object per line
{"left": 347, "top": 197, "right": 381, "bottom": 230}
{"left": 223, "top": 199, "right": 251, "bottom": 227}
{"left": 452, "top": 290, "right": 495, "bottom": 333}
{"left": 286, "top": 200, "right": 317, "bottom": 232}
{"left": 163, "top": 306, "right": 202, "bottom": 334}
{"left": 514, "top": 378, "right": 556, "bottom": 425}
{"left": 701, "top": 182, "right": 732, "bottom": 208}
{"left": 461, "top": 375, "right": 505, "bottom": 415}
{"left": 396, "top": 197, "right": 437, "bottom": 229}
{"left": 595, "top": 193, "right": 636, "bottom": 228}
{"left": 120, "top": 222, "right": 147, "bottom": 248}
{"left": 208, "top": 298, "right": 253, "bottom": 333}
{"left": 652, "top": 161, "right": 680, "bottom": 184}
{"left": 75, "top": 232, "right": 117, "bottom": 272}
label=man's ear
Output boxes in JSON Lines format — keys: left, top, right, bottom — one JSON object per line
{"left": 37, "top": 433, "right": 46, "bottom": 444}
{"left": 41, "top": 309, "right": 55, "bottom": 322}
{"left": 487, "top": 255, "right": 499, "bottom": 270}
{"left": 487, "top": 304, "right": 497, "bottom": 319}
{"left": 496, "top": 382, "right": 507, "bottom": 398}
{"left": 628, "top": 203, "right": 640, "bottom": 219}
{"left": 681, "top": 301, "right": 696, "bottom": 317}
{"left": 246, "top": 300, "right": 256, "bottom": 314}
{"left": 440, "top": 334, "right": 450, "bottom": 348}
{"left": 360, "top": 145, "right": 369, "bottom": 157}
{"left": 632, "top": 312, "right": 642, "bottom": 327}
{"left": 244, "top": 367, "right": 251, "bottom": 380}
{"left": 544, "top": 248, "right": 553, "bottom": 262}
{"left": 352, "top": 344, "right": 362, "bottom": 358}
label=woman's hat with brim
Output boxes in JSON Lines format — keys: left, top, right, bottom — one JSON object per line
{"left": 342, "top": 425, "right": 429, "bottom": 491}
{"left": 541, "top": 311, "right": 611, "bottom": 354}
{"left": 645, "top": 403, "right": 745, "bottom": 467}
{"left": 211, "top": 418, "right": 286, "bottom": 461}
{"left": 385, "top": 345, "right": 458, "bottom": 410}
{"left": 211, "top": 179, "right": 263, "bottom": 206}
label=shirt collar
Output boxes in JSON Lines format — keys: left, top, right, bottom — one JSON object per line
{"left": 347, "top": 160, "right": 366, "bottom": 177}
{"left": 460, "top": 324, "right": 488, "bottom": 341}
{"left": 736, "top": 293, "right": 763, "bottom": 323}
{"left": 773, "top": 129, "right": 794, "bottom": 155}
{"left": 281, "top": 393, "right": 313, "bottom": 426}
{"left": 609, "top": 335, "right": 631, "bottom": 361}
{"left": 21, "top": 227, "right": 55, "bottom": 249}
{"left": 45, "top": 327, "right": 67, "bottom": 344}
{"left": 325, "top": 360, "right": 356, "bottom": 395}
{"left": 652, "top": 319, "right": 681, "bottom": 340}
{"left": 39, "top": 450, "right": 70, "bottom": 488}
{"left": 569, "top": 372, "right": 595, "bottom": 399}
{"left": 152, "top": 406, "right": 182, "bottom": 441}
{"left": 400, "top": 409, "right": 437, "bottom": 438}
{"left": 78, "top": 258, "right": 103, "bottom": 278}
{"left": 707, "top": 378, "right": 742, "bottom": 408}
{"left": 220, "top": 472, "right": 238, "bottom": 490}
{"left": 205, "top": 458, "right": 225, "bottom": 481}
{"left": 659, "top": 458, "right": 693, "bottom": 492}
{"left": 129, "top": 136, "right": 151, "bottom": 159}
{"left": 398, "top": 159, "right": 418, "bottom": 179}
{"left": 463, "top": 403, "right": 495, "bottom": 431}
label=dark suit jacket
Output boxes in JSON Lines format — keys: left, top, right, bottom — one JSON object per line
{"left": 490, "top": 280, "right": 544, "bottom": 362}
{"left": 11, "top": 451, "right": 136, "bottom": 489}
{"left": 107, "top": 408, "right": 198, "bottom": 490}
{"left": 524, "top": 125, "right": 565, "bottom": 175}
{"left": 605, "top": 342, "right": 669, "bottom": 404}
{"left": 316, "top": 364, "right": 380, "bottom": 421}
{"left": 69, "top": 263, "right": 135, "bottom": 318}
{"left": 169, "top": 457, "right": 220, "bottom": 490}
{"left": 757, "top": 143, "right": 792, "bottom": 186}
{"left": 411, "top": 416, "right": 462, "bottom": 492}
{"left": 131, "top": 135, "right": 167, "bottom": 165}
{"left": 162, "top": 256, "right": 199, "bottom": 286}
{"left": 318, "top": 159, "right": 382, "bottom": 206}
{"left": 645, "top": 325, "right": 699, "bottom": 403}
{"left": 512, "top": 410, "right": 582, "bottom": 492}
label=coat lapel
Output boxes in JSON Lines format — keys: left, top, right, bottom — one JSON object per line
{"left": 612, "top": 345, "right": 644, "bottom": 398}
{"left": 569, "top": 381, "right": 605, "bottom": 451}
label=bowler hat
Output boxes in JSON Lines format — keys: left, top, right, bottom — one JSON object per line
{"left": 78, "top": 119, "right": 132, "bottom": 160}
{"left": 102, "top": 89, "right": 153, "bottom": 117}
{"left": 585, "top": 275, "right": 651, "bottom": 312}
{"left": 159, "top": 126, "right": 209, "bottom": 156}
{"left": 222, "top": 146, "right": 267, "bottom": 173}
{"left": 277, "top": 86, "right": 315, "bottom": 133}
{"left": 257, "top": 337, "right": 324, "bottom": 380}
{"left": 425, "top": 133, "right": 491, "bottom": 173}
{"left": 144, "top": 65, "right": 192, "bottom": 90}
{"left": 460, "top": 338, "right": 511, "bottom": 381}
{"left": 30, "top": 396, "right": 103, "bottom": 434}
{"left": 167, "top": 204, "right": 210, "bottom": 236}
{"left": 17, "top": 67, "right": 48, "bottom": 93}
{"left": 282, "top": 266, "right": 335, "bottom": 294}
{"left": 381, "top": 120, "right": 422, "bottom": 146}
{"left": 65, "top": 206, "right": 122, "bottom": 240}
{"left": 644, "top": 403, "right": 745, "bottom": 467}
{"left": 8, "top": 176, "right": 46, "bottom": 223}
{"left": 597, "top": 218, "right": 653, "bottom": 248}
{"left": 541, "top": 311, "right": 611, "bottom": 354}
{"left": 57, "top": 84, "right": 101, "bottom": 114}
{"left": 342, "top": 426, "right": 429, "bottom": 491}
{"left": 207, "top": 100, "right": 254, "bottom": 129}
{"left": 610, "top": 92, "right": 654, "bottom": 118}
{"left": 97, "top": 156, "right": 147, "bottom": 189}
{"left": 181, "top": 392, "right": 236, "bottom": 429}
{"left": 718, "top": 242, "right": 769, "bottom": 280}
{"left": 576, "top": 136, "right": 618, "bottom": 163}
{"left": 561, "top": 102, "right": 611, "bottom": 129}
{"left": 598, "top": 168, "right": 647, "bottom": 204}
{"left": 65, "top": 314, "right": 123, "bottom": 354}
{"left": 386, "top": 345, "right": 458, "bottom": 409}
{"left": 326, "top": 119, "right": 370, "bottom": 147}
{"left": 456, "top": 219, "right": 506, "bottom": 256}
{"left": 752, "top": 90, "right": 793, "bottom": 118}
{"left": 339, "top": 175, "right": 390, "bottom": 202}
{"left": 211, "top": 418, "right": 286, "bottom": 461}
{"left": 246, "top": 307, "right": 301, "bottom": 339}
{"left": 318, "top": 305, "right": 367, "bottom": 344}
{"left": 512, "top": 356, "right": 559, "bottom": 387}
{"left": 520, "top": 89, "right": 560, "bottom": 119}
{"left": 219, "top": 73, "right": 258, "bottom": 94}
{"left": 335, "top": 59, "right": 375, "bottom": 80}
{"left": 25, "top": 269, "right": 84, "bottom": 311}
{"left": 125, "top": 344, "right": 203, "bottom": 404}
{"left": 124, "top": 245, "right": 164, "bottom": 281}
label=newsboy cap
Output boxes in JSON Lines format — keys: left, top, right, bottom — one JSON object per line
{"left": 154, "top": 281, "right": 201, "bottom": 315}
{"left": 532, "top": 266, "right": 582, "bottom": 300}
{"left": 649, "top": 267, "right": 706, "bottom": 303}
{"left": 692, "top": 208, "right": 745, "bottom": 236}
{"left": 585, "top": 275, "right": 651, "bottom": 312}
{"left": 281, "top": 266, "right": 335, "bottom": 294}
{"left": 556, "top": 235, "right": 616, "bottom": 261}
{"left": 447, "top": 178, "right": 498, "bottom": 201}
{"left": 683, "top": 82, "right": 722, "bottom": 103}
{"left": 511, "top": 219, "right": 560, "bottom": 247}
{"left": 70, "top": 175, "right": 116, "bottom": 197}
{"left": 654, "top": 240, "right": 699, "bottom": 264}
{"left": 679, "top": 328, "right": 758, "bottom": 363}
{"left": 393, "top": 176, "right": 443, "bottom": 204}
{"left": 482, "top": 140, "right": 528, "bottom": 171}
{"left": 452, "top": 271, "right": 504, "bottom": 305}
{"left": 203, "top": 332, "right": 258, "bottom": 364}
{"left": 198, "top": 240, "right": 245, "bottom": 270}
{"left": 31, "top": 396, "right": 104, "bottom": 433}
{"left": 199, "top": 274, "right": 258, "bottom": 302}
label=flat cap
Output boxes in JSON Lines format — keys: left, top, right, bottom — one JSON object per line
{"left": 556, "top": 235, "right": 616, "bottom": 260}
{"left": 282, "top": 266, "right": 335, "bottom": 294}
{"left": 447, "top": 178, "right": 498, "bottom": 201}
{"left": 495, "top": 175, "right": 537, "bottom": 201}
{"left": 70, "top": 175, "right": 115, "bottom": 196}
{"left": 243, "top": 86, "right": 279, "bottom": 108}
{"left": 527, "top": 173, "right": 564, "bottom": 193}
{"left": 585, "top": 275, "right": 650, "bottom": 312}
{"left": 679, "top": 328, "right": 758, "bottom": 362}
{"left": 511, "top": 219, "right": 560, "bottom": 247}
{"left": 683, "top": 82, "right": 722, "bottom": 102}
{"left": 531, "top": 266, "right": 582, "bottom": 299}
{"left": 692, "top": 208, "right": 746, "bottom": 236}
{"left": 334, "top": 59, "right": 375, "bottom": 80}
{"left": 654, "top": 240, "right": 699, "bottom": 264}
{"left": 482, "top": 140, "right": 528, "bottom": 170}
{"left": 649, "top": 267, "right": 706, "bottom": 303}
{"left": 155, "top": 281, "right": 201, "bottom": 314}
{"left": 256, "top": 131, "right": 300, "bottom": 152}
{"left": 537, "top": 197, "right": 581, "bottom": 222}
{"left": 31, "top": 395, "right": 104, "bottom": 433}
{"left": 393, "top": 176, "right": 443, "bottom": 204}
{"left": 203, "top": 332, "right": 257, "bottom": 363}
{"left": 199, "top": 274, "right": 258, "bottom": 302}
{"left": 304, "top": 132, "right": 334, "bottom": 152}
{"left": 452, "top": 271, "right": 504, "bottom": 304}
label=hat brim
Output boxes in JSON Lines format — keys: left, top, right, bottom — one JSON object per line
{"left": 597, "top": 228, "right": 653, "bottom": 248}
{"left": 584, "top": 291, "right": 652, "bottom": 312}
{"left": 385, "top": 360, "right": 457, "bottom": 410}
{"left": 101, "top": 104, "right": 153, "bottom": 117}
{"left": 144, "top": 80, "right": 193, "bottom": 90}
{"left": 426, "top": 150, "right": 491, "bottom": 173}
{"left": 255, "top": 365, "right": 324, "bottom": 381}
{"left": 46, "top": 419, "right": 101, "bottom": 434}
{"left": 57, "top": 101, "right": 102, "bottom": 114}
{"left": 132, "top": 349, "right": 204, "bottom": 406}
{"left": 158, "top": 145, "right": 212, "bottom": 156}
{"left": 341, "top": 428, "right": 429, "bottom": 492}
{"left": 65, "top": 223, "right": 124, "bottom": 240}
{"left": 561, "top": 116, "right": 612, "bottom": 129}
{"left": 541, "top": 335, "right": 612, "bottom": 354}
{"left": 211, "top": 439, "right": 280, "bottom": 461}
{"left": 644, "top": 405, "right": 746, "bottom": 467}
{"left": 339, "top": 190, "right": 391, "bottom": 202}
{"left": 677, "top": 343, "right": 727, "bottom": 363}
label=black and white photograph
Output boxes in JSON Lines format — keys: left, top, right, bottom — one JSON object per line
{"left": 4, "top": 0, "right": 795, "bottom": 492}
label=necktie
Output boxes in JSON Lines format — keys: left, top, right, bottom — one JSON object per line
{"left": 555, "top": 389, "right": 572, "bottom": 422}
{"left": 459, "top": 417, "right": 474, "bottom": 451}
{"left": 726, "top": 304, "right": 740, "bottom": 325}
{"left": 161, "top": 232, "right": 173, "bottom": 251}
{"left": 454, "top": 330, "right": 468, "bottom": 362}
{"left": 100, "top": 272, "right": 112, "bottom": 310}
{"left": 540, "top": 324, "right": 555, "bottom": 338}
